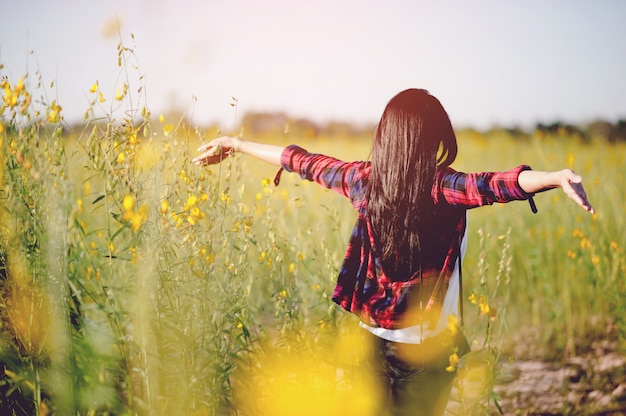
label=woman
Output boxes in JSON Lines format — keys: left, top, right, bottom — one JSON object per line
{"left": 193, "top": 89, "right": 594, "bottom": 415}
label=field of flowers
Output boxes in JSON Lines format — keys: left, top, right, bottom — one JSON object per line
{"left": 1, "top": 45, "right": 625, "bottom": 415}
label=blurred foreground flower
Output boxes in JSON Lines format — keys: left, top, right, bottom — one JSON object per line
{"left": 233, "top": 330, "right": 382, "bottom": 416}
{"left": 47, "top": 100, "right": 62, "bottom": 123}
{"left": 122, "top": 194, "right": 149, "bottom": 231}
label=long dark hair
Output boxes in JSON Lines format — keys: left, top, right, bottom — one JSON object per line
{"left": 367, "top": 89, "right": 457, "bottom": 277}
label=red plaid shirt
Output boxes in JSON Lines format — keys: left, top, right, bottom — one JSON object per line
{"left": 280, "top": 145, "right": 534, "bottom": 330}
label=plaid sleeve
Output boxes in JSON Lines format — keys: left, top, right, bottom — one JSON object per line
{"left": 434, "top": 165, "right": 534, "bottom": 208}
{"left": 280, "top": 145, "right": 367, "bottom": 200}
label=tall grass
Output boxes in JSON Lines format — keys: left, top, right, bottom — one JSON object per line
{"left": 456, "top": 130, "right": 626, "bottom": 359}
{"left": 1, "top": 41, "right": 625, "bottom": 415}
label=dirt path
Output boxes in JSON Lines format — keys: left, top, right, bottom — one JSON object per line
{"left": 447, "top": 339, "right": 626, "bottom": 415}
{"left": 495, "top": 352, "right": 626, "bottom": 415}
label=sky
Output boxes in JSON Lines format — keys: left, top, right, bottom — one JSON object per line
{"left": 2, "top": 0, "right": 626, "bottom": 130}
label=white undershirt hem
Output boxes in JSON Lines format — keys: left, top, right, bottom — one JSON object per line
{"left": 360, "top": 218, "right": 467, "bottom": 344}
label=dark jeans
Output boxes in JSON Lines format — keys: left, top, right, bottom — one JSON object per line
{"left": 366, "top": 330, "right": 463, "bottom": 416}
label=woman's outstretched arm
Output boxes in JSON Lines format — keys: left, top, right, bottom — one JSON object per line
{"left": 518, "top": 169, "right": 595, "bottom": 214}
{"left": 192, "top": 136, "right": 284, "bottom": 167}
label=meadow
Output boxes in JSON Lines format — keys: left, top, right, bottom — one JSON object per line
{"left": 1, "top": 47, "right": 625, "bottom": 416}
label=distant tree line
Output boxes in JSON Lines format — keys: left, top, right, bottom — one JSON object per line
{"left": 238, "top": 111, "right": 626, "bottom": 143}
{"left": 534, "top": 120, "right": 626, "bottom": 143}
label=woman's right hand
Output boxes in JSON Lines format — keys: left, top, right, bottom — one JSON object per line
{"left": 192, "top": 136, "right": 240, "bottom": 166}
{"left": 558, "top": 169, "right": 595, "bottom": 214}
{"left": 519, "top": 168, "right": 595, "bottom": 214}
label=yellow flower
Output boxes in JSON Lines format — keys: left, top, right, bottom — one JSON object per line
{"left": 14, "top": 77, "right": 24, "bottom": 94}
{"left": 468, "top": 293, "right": 477, "bottom": 304}
{"left": 3, "top": 83, "right": 14, "bottom": 108}
{"left": 123, "top": 195, "right": 135, "bottom": 213}
{"left": 446, "top": 353, "right": 460, "bottom": 372}
{"left": 478, "top": 295, "right": 490, "bottom": 316}
{"left": 479, "top": 303, "right": 490, "bottom": 316}
{"left": 130, "top": 205, "right": 149, "bottom": 231}
{"left": 185, "top": 194, "right": 197, "bottom": 209}
{"left": 127, "top": 129, "right": 138, "bottom": 146}
{"left": 98, "top": 91, "right": 106, "bottom": 103}
{"left": 47, "top": 100, "right": 62, "bottom": 123}
{"left": 117, "top": 152, "right": 125, "bottom": 164}
{"left": 122, "top": 196, "right": 149, "bottom": 231}
{"left": 178, "top": 168, "right": 190, "bottom": 183}
{"left": 89, "top": 82, "right": 98, "bottom": 93}
{"left": 567, "top": 154, "right": 575, "bottom": 169}
{"left": 171, "top": 212, "right": 183, "bottom": 228}
{"left": 128, "top": 246, "right": 138, "bottom": 264}
{"left": 115, "top": 88, "right": 123, "bottom": 101}
{"left": 160, "top": 199, "right": 168, "bottom": 215}
{"left": 187, "top": 206, "right": 205, "bottom": 225}
{"left": 47, "top": 109, "right": 60, "bottom": 123}
{"left": 447, "top": 314, "right": 458, "bottom": 336}
{"left": 159, "top": 114, "right": 165, "bottom": 123}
